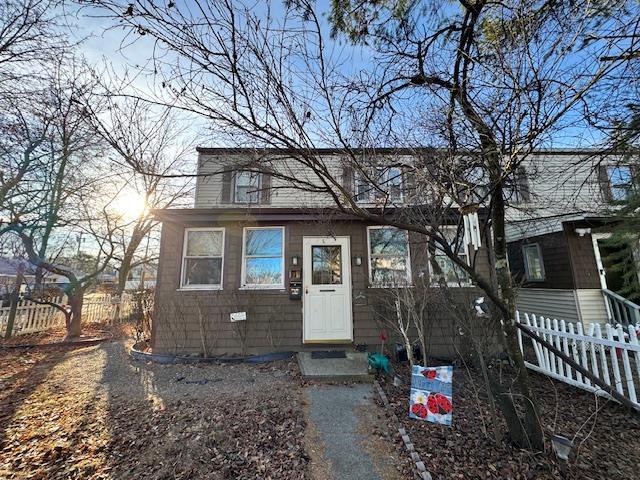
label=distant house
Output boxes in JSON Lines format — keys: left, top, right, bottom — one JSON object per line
{"left": 152, "top": 148, "right": 495, "bottom": 357}
{"left": 0, "top": 257, "right": 72, "bottom": 301}
{"left": 505, "top": 151, "right": 639, "bottom": 326}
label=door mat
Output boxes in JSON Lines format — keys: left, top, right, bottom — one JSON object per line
{"left": 311, "top": 350, "right": 346, "bottom": 359}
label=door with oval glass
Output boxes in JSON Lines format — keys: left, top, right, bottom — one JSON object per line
{"left": 302, "top": 236, "right": 353, "bottom": 343}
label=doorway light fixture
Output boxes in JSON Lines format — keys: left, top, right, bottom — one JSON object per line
{"left": 291, "top": 255, "right": 299, "bottom": 266}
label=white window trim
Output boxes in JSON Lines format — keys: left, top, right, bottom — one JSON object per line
{"left": 366, "top": 225, "right": 412, "bottom": 288}
{"left": 179, "top": 227, "right": 225, "bottom": 291}
{"left": 240, "top": 226, "right": 285, "bottom": 290}
{"left": 427, "top": 226, "right": 472, "bottom": 287}
{"left": 522, "top": 243, "right": 545, "bottom": 282}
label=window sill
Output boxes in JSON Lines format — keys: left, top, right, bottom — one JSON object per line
{"left": 429, "top": 282, "right": 473, "bottom": 288}
{"left": 177, "top": 286, "right": 223, "bottom": 291}
{"left": 368, "top": 284, "right": 414, "bottom": 289}
{"left": 239, "top": 285, "right": 286, "bottom": 291}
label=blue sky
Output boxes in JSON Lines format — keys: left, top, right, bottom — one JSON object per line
{"left": 63, "top": 1, "right": 632, "bottom": 153}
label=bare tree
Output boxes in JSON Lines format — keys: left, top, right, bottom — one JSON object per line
{"left": 84, "top": 96, "right": 193, "bottom": 296}
{"left": 81, "top": 0, "right": 640, "bottom": 447}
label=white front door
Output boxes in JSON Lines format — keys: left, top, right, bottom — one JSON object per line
{"left": 303, "top": 236, "right": 353, "bottom": 343}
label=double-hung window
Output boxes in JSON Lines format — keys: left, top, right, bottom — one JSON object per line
{"left": 367, "top": 226, "right": 411, "bottom": 286}
{"left": 607, "top": 165, "right": 633, "bottom": 201}
{"left": 356, "top": 167, "right": 403, "bottom": 203}
{"left": 181, "top": 228, "right": 225, "bottom": 289}
{"left": 430, "top": 227, "right": 470, "bottom": 286}
{"left": 234, "top": 171, "right": 261, "bottom": 204}
{"left": 241, "top": 227, "right": 285, "bottom": 288}
{"left": 522, "top": 243, "right": 545, "bottom": 282}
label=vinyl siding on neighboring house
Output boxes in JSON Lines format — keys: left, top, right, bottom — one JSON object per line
{"left": 575, "top": 289, "right": 609, "bottom": 326}
{"left": 505, "top": 152, "right": 633, "bottom": 241}
{"left": 515, "top": 288, "right": 580, "bottom": 324}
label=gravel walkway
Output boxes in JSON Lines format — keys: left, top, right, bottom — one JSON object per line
{"left": 305, "top": 384, "right": 408, "bottom": 480}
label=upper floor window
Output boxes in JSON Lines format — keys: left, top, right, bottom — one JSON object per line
{"left": 234, "top": 171, "right": 261, "bottom": 204}
{"left": 607, "top": 165, "right": 633, "bottom": 201}
{"left": 356, "top": 167, "right": 403, "bottom": 203}
{"left": 367, "top": 226, "right": 411, "bottom": 286}
{"left": 429, "top": 227, "right": 470, "bottom": 286}
{"left": 522, "top": 243, "right": 545, "bottom": 282}
{"left": 181, "top": 228, "right": 225, "bottom": 289}
{"left": 241, "top": 227, "right": 285, "bottom": 288}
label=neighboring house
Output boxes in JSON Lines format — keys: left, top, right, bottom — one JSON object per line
{"left": 152, "top": 148, "right": 495, "bottom": 357}
{"left": 124, "top": 263, "right": 157, "bottom": 291}
{"left": 0, "top": 257, "right": 75, "bottom": 303}
{"left": 505, "top": 150, "right": 639, "bottom": 326}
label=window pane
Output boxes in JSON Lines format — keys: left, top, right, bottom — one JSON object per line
{"left": 186, "top": 230, "right": 223, "bottom": 256}
{"left": 441, "top": 229, "right": 465, "bottom": 255}
{"left": 183, "top": 258, "right": 222, "bottom": 285}
{"left": 244, "top": 257, "right": 282, "bottom": 285}
{"left": 524, "top": 246, "right": 544, "bottom": 280}
{"left": 312, "top": 245, "right": 342, "bottom": 285}
{"left": 386, "top": 167, "right": 402, "bottom": 200}
{"left": 235, "top": 172, "right": 260, "bottom": 203}
{"left": 245, "top": 228, "right": 283, "bottom": 256}
{"left": 608, "top": 166, "right": 632, "bottom": 201}
{"left": 369, "top": 228, "right": 408, "bottom": 256}
{"left": 434, "top": 256, "right": 469, "bottom": 284}
{"left": 371, "top": 256, "right": 408, "bottom": 285}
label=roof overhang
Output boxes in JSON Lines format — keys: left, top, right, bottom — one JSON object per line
{"left": 152, "top": 206, "right": 489, "bottom": 225}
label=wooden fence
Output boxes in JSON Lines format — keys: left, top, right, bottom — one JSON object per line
{"left": 516, "top": 311, "right": 640, "bottom": 410}
{"left": 0, "top": 294, "right": 136, "bottom": 337}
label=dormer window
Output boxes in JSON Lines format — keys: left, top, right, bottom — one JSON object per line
{"left": 607, "top": 165, "right": 633, "bottom": 201}
{"left": 356, "top": 166, "right": 403, "bottom": 203}
{"left": 234, "top": 171, "right": 261, "bottom": 204}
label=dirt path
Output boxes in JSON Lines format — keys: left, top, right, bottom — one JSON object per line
{"left": 0, "top": 340, "right": 308, "bottom": 479}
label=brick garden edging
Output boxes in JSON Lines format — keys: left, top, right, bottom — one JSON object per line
{"left": 374, "top": 380, "right": 433, "bottom": 480}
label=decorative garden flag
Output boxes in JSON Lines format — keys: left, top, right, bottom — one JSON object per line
{"left": 409, "top": 365, "right": 453, "bottom": 426}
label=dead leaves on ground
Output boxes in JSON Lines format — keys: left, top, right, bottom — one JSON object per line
{"left": 0, "top": 347, "right": 309, "bottom": 480}
{"left": 380, "top": 364, "right": 640, "bottom": 480}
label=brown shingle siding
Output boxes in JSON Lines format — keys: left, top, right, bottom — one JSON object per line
{"left": 153, "top": 217, "right": 495, "bottom": 357}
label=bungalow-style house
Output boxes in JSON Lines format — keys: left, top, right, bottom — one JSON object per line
{"left": 506, "top": 150, "right": 639, "bottom": 326}
{"left": 151, "top": 148, "right": 496, "bottom": 357}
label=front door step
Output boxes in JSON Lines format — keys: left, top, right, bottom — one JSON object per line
{"left": 298, "top": 351, "right": 372, "bottom": 382}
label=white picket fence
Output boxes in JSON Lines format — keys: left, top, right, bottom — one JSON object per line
{"left": 0, "top": 296, "right": 66, "bottom": 336}
{"left": 516, "top": 311, "right": 640, "bottom": 410}
{"left": 0, "top": 293, "right": 136, "bottom": 337}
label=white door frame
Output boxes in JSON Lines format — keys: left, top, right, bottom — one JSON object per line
{"left": 302, "top": 236, "right": 353, "bottom": 343}
{"left": 591, "top": 232, "right": 612, "bottom": 290}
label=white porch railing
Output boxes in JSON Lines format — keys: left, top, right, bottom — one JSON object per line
{"left": 603, "top": 289, "right": 640, "bottom": 326}
{"left": 516, "top": 311, "right": 640, "bottom": 410}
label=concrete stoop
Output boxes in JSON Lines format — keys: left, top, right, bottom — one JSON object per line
{"left": 297, "top": 351, "right": 372, "bottom": 382}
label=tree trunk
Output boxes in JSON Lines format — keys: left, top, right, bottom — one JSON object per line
{"left": 490, "top": 167, "right": 544, "bottom": 450}
{"left": 34, "top": 266, "right": 44, "bottom": 296}
{"left": 66, "top": 290, "right": 84, "bottom": 338}
{"left": 116, "top": 251, "right": 134, "bottom": 297}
